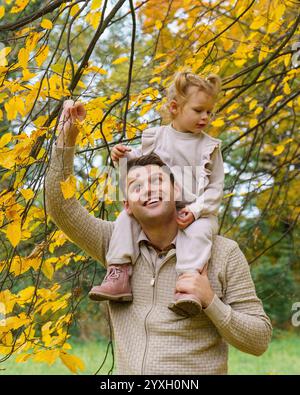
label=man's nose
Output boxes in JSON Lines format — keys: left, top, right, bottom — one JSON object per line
{"left": 140, "top": 186, "right": 158, "bottom": 201}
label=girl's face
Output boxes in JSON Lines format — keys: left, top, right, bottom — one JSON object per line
{"left": 170, "top": 86, "right": 215, "bottom": 133}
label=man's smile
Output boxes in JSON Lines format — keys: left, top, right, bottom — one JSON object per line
{"left": 142, "top": 197, "right": 162, "bottom": 207}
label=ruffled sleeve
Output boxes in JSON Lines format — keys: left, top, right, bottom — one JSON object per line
{"left": 141, "top": 127, "right": 158, "bottom": 155}
{"left": 188, "top": 140, "right": 224, "bottom": 219}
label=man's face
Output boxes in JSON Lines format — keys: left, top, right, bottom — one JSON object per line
{"left": 124, "top": 164, "right": 178, "bottom": 225}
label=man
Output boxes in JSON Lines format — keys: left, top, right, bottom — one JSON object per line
{"left": 45, "top": 101, "right": 272, "bottom": 374}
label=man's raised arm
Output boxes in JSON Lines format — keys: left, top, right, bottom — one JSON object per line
{"left": 44, "top": 100, "right": 114, "bottom": 266}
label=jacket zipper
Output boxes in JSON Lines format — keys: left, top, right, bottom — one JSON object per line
{"left": 141, "top": 250, "right": 176, "bottom": 374}
{"left": 141, "top": 264, "right": 156, "bottom": 374}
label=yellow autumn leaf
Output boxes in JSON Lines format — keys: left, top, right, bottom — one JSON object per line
{"left": 284, "top": 53, "right": 291, "bottom": 68}
{"left": 221, "top": 37, "right": 233, "bottom": 51}
{"left": 259, "top": 46, "right": 269, "bottom": 63}
{"left": 224, "top": 193, "right": 235, "bottom": 198}
{"left": 70, "top": 3, "right": 80, "bottom": 17}
{"left": 254, "top": 107, "right": 263, "bottom": 115}
{"left": 283, "top": 83, "right": 291, "bottom": 95}
{"left": 211, "top": 118, "right": 224, "bottom": 127}
{"left": 41, "top": 19, "right": 53, "bottom": 30}
{"left": 42, "top": 260, "right": 54, "bottom": 280}
{"left": 33, "top": 350, "right": 60, "bottom": 365}
{"left": 60, "top": 352, "right": 85, "bottom": 374}
{"left": 155, "top": 20, "right": 162, "bottom": 30}
{"left": 154, "top": 52, "right": 167, "bottom": 60}
{"left": 91, "top": 0, "right": 102, "bottom": 10}
{"left": 15, "top": 353, "right": 31, "bottom": 363}
{"left": 249, "top": 119, "right": 258, "bottom": 128}
{"left": 273, "top": 145, "right": 284, "bottom": 156}
{"left": 226, "top": 103, "right": 239, "bottom": 113}
{"left": 0, "top": 132, "right": 12, "bottom": 148}
{"left": 274, "top": 4, "right": 286, "bottom": 20}
{"left": 20, "top": 188, "right": 35, "bottom": 201}
{"left": 270, "top": 95, "right": 283, "bottom": 107}
{"left": 10, "top": 0, "right": 29, "bottom": 14}
{"left": 234, "top": 59, "right": 247, "bottom": 67}
{"left": 267, "top": 22, "right": 278, "bottom": 34}
{"left": 4, "top": 97, "right": 22, "bottom": 120}
{"left": 22, "top": 69, "right": 36, "bottom": 81}
{"left": 112, "top": 57, "right": 128, "bottom": 65}
{"left": 149, "top": 76, "right": 161, "bottom": 84}
{"left": 249, "top": 99, "right": 257, "bottom": 111}
{"left": 6, "top": 221, "right": 22, "bottom": 247}
{"left": 25, "top": 31, "right": 41, "bottom": 52}
{"left": 84, "top": 65, "right": 107, "bottom": 75}
{"left": 36, "top": 45, "right": 49, "bottom": 67}
{"left": 60, "top": 175, "right": 76, "bottom": 199}
{"left": 0, "top": 47, "right": 11, "bottom": 67}
{"left": 250, "top": 16, "right": 265, "bottom": 30}
{"left": 139, "top": 103, "right": 153, "bottom": 116}
{"left": 0, "top": 6, "right": 5, "bottom": 19}
{"left": 227, "top": 114, "right": 239, "bottom": 121}
{"left": 85, "top": 11, "right": 101, "bottom": 29}
{"left": 62, "top": 343, "right": 72, "bottom": 351}
{"left": 18, "top": 47, "right": 29, "bottom": 68}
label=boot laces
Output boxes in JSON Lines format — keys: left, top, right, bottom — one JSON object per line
{"left": 104, "top": 266, "right": 122, "bottom": 282}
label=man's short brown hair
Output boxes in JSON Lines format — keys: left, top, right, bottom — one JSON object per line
{"left": 127, "top": 153, "right": 175, "bottom": 185}
{"left": 119, "top": 153, "right": 175, "bottom": 199}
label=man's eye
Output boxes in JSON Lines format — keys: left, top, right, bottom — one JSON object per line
{"left": 132, "top": 183, "right": 141, "bottom": 192}
{"left": 152, "top": 177, "right": 160, "bottom": 184}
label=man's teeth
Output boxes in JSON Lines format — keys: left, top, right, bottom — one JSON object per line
{"left": 145, "top": 198, "right": 160, "bottom": 206}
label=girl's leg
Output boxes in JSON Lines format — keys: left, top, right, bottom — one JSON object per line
{"left": 176, "top": 215, "right": 219, "bottom": 275}
{"left": 89, "top": 210, "right": 141, "bottom": 302}
{"left": 106, "top": 209, "right": 141, "bottom": 265}
{"left": 168, "top": 215, "right": 219, "bottom": 316}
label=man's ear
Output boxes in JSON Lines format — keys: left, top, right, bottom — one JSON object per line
{"left": 123, "top": 200, "right": 133, "bottom": 216}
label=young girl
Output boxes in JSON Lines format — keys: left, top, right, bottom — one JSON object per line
{"left": 89, "top": 70, "right": 224, "bottom": 317}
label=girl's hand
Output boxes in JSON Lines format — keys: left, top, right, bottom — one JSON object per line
{"left": 57, "top": 99, "right": 86, "bottom": 146}
{"left": 176, "top": 207, "right": 195, "bottom": 229}
{"left": 111, "top": 144, "right": 132, "bottom": 162}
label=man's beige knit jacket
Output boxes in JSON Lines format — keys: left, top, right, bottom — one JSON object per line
{"left": 45, "top": 143, "right": 272, "bottom": 375}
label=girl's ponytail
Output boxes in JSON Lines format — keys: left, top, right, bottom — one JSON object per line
{"left": 205, "top": 73, "right": 222, "bottom": 98}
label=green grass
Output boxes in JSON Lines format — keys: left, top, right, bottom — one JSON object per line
{"left": 1, "top": 332, "right": 300, "bottom": 375}
{"left": 228, "top": 331, "right": 300, "bottom": 375}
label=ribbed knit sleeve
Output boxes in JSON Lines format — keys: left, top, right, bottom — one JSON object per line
{"left": 44, "top": 142, "right": 114, "bottom": 267}
{"left": 204, "top": 244, "right": 273, "bottom": 356}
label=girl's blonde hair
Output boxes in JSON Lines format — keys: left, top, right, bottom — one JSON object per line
{"left": 159, "top": 70, "right": 222, "bottom": 123}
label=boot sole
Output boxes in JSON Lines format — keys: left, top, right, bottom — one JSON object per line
{"left": 168, "top": 299, "right": 202, "bottom": 317}
{"left": 88, "top": 292, "right": 133, "bottom": 302}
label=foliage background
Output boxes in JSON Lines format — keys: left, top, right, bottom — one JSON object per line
{"left": 0, "top": 0, "right": 299, "bottom": 373}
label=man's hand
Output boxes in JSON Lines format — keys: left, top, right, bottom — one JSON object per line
{"left": 176, "top": 206, "right": 195, "bottom": 229}
{"left": 175, "top": 263, "right": 215, "bottom": 308}
{"left": 57, "top": 99, "right": 86, "bottom": 147}
{"left": 111, "top": 144, "right": 132, "bottom": 163}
